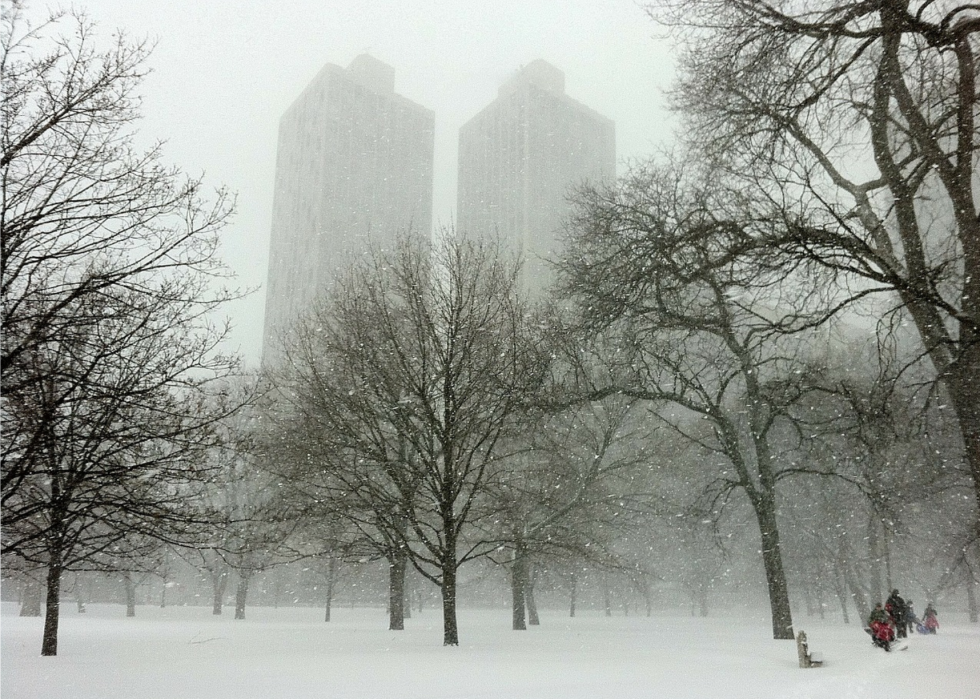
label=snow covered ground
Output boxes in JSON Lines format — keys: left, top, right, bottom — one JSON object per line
{"left": 2, "top": 602, "right": 977, "bottom": 699}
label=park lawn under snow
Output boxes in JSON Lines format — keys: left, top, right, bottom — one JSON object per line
{"left": 2, "top": 602, "right": 977, "bottom": 699}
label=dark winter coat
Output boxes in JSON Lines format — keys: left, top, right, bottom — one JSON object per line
{"left": 886, "top": 592, "right": 906, "bottom": 625}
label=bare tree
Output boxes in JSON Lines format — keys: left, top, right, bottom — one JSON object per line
{"left": 202, "top": 393, "right": 304, "bottom": 621}
{"left": 265, "top": 383, "right": 420, "bottom": 631}
{"left": 1, "top": 9, "right": 241, "bottom": 655}
{"left": 555, "top": 161, "right": 844, "bottom": 639}
{"left": 1, "top": 8, "right": 234, "bottom": 388}
{"left": 1, "top": 286, "right": 241, "bottom": 654}
{"left": 489, "top": 397, "right": 655, "bottom": 630}
{"left": 783, "top": 342, "right": 974, "bottom": 614}
{"left": 275, "top": 233, "right": 548, "bottom": 645}
{"left": 656, "top": 0, "right": 980, "bottom": 515}
{"left": 644, "top": 432, "right": 745, "bottom": 620}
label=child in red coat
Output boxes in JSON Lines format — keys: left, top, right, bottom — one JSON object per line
{"left": 868, "top": 603, "right": 895, "bottom": 651}
{"left": 923, "top": 603, "right": 939, "bottom": 634}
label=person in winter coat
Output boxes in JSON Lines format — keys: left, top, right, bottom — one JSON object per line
{"left": 886, "top": 589, "right": 908, "bottom": 639}
{"left": 868, "top": 603, "right": 895, "bottom": 651}
{"left": 905, "top": 599, "right": 918, "bottom": 634}
{"left": 923, "top": 603, "right": 939, "bottom": 634}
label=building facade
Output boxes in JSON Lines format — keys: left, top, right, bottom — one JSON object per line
{"left": 456, "top": 60, "right": 615, "bottom": 296}
{"left": 262, "top": 55, "right": 434, "bottom": 360}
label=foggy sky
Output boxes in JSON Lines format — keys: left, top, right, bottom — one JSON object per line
{"left": 45, "top": 1, "right": 676, "bottom": 364}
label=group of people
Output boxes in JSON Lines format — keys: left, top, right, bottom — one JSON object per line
{"left": 867, "top": 589, "right": 939, "bottom": 651}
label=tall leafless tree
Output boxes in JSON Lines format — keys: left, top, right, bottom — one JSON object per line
{"left": 556, "top": 161, "right": 843, "bottom": 639}
{"left": 1, "top": 286, "right": 240, "bottom": 655}
{"left": 263, "top": 376, "right": 421, "bottom": 632}
{"left": 275, "top": 233, "right": 548, "bottom": 645}
{"left": 489, "top": 397, "right": 655, "bottom": 630}
{"left": 655, "top": 0, "right": 980, "bottom": 517}
{"left": 1, "top": 9, "right": 242, "bottom": 655}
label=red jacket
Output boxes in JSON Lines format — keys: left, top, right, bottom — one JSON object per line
{"left": 870, "top": 620, "right": 894, "bottom": 641}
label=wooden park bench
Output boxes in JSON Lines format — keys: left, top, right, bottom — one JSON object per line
{"left": 796, "top": 630, "right": 823, "bottom": 668}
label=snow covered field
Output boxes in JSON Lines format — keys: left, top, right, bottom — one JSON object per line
{"left": 2, "top": 602, "right": 977, "bottom": 699}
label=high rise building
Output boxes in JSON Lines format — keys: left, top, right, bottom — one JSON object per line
{"left": 456, "top": 60, "right": 615, "bottom": 296}
{"left": 262, "top": 55, "right": 434, "bottom": 360}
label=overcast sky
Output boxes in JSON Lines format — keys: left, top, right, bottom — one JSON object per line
{"left": 37, "top": 1, "right": 677, "bottom": 365}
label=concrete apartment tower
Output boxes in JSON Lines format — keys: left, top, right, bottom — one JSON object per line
{"left": 261, "top": 55, "right": 434, "bottom": 360}
{"left": 456, "top": 60, "right": 615, "bottom": 296}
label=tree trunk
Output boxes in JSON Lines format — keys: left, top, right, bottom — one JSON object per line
{"left": 234, "top": 571, "right": 250, "bottom": 620}
{"left": 754, "top": 494, "right": 794, "bottom": 639}
{"left": 76, "top": 573, "right": 87, "bottom": 614}
{"left": 123, "top": 571, "right": 136, "bottom": 617}
{"left": 833, "top": 536, "right": 854, "bottom": 624}
{"left": 41, "top": 558, "right": 63, "bottom": 656}
{"left": 526, "top": 567, "right": 540, "bottom": 626}
{"left": 844, "top": 564, "right": 871, "bottom": 624}
{"left": 212, "top": 568, "right": 228, "bottom": 615}
{"left": 805, "top": 585, "right": 816, "bottom": 617}
{"left": 603, "top": 578, "right": 612, "bottom": 617}
{"left": 511, "top": 541, "right": 528, "bottom": 631}
{"left": 868, "top": 25, "right": 980, "bottom": 523}
{"left": 743, "top": 383, "right": 794, "bottom": 639}
{"left": 403, "top": 565, "right": 412, "bottom": 619}
{"left": 697, "top": 582, "right": 709, "bottom": 618}
{"left": 966, "top": 577, "right": 978, "bottom": 624}
{"left": 20, "top": 579, "right": 42, "bottom": 617}
{"left": 883, "top": 529, "right": 893, "bottom": 595}
{"left": 568, "top": 574, "right": 577, "bottom": 618}
{"left": 831, "top": 565, "right": 850, "bottom": 624}
{"left": 942, "top": 329, "right": 980, "bottom": 522}
{"left": 441, "top": 560, "right": 459, "bottom": 646}
{"left": 388, "top": 553, "right": 406, "bottom": 631}
{"left": 836, "top": 586, "right": 850, "bottom": 624}
{"left": 324, "top": 556, "right": 337, "bottom": 622}
{"left": 868, "top": 513, "right": 884, "bottom": 605}
{"left": 159, "top": 552, "right": 169, "bottom": 608}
